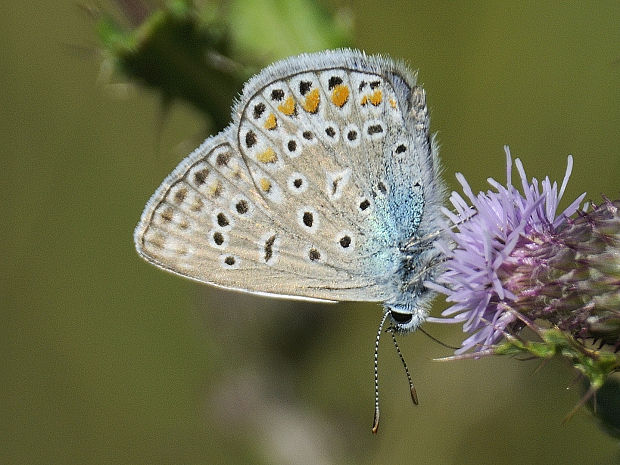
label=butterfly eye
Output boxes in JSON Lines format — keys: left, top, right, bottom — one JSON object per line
{"left": 389, "top": 310, "right": 413, "bottom": 325}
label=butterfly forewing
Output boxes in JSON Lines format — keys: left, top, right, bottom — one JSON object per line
{"left": 135, "top": 51, "right": 432, "bottom": 303}
{"left": 237, "top": 63, "right": 415, "bottom": 247}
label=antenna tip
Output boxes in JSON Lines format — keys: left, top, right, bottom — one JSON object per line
{"left": 372, "top": 411, "right": 380, "bottom": 434}
{"left": 411, "top": 386, "right": 419, "bottom": 405}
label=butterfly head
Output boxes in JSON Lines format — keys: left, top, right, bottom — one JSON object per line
{"left": 386, "top": 291, "right": 435, "bottom": 332}
{"left": 387, "top": 307, "right": 421, "bottom": 332}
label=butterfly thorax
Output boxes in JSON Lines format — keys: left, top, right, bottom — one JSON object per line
{"left": 381, "top": 233, "right": 444, "bottom": 332}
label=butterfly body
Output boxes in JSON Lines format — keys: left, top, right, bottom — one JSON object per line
{"left": 135, "top": 49, "right": 445, "bottom": 331}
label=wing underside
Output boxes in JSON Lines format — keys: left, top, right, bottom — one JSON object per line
{"left": 135, "top": 50, "right": 432, "bottom": 303}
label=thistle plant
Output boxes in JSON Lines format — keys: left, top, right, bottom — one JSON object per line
{"left": 428, "top": 147, "right": 620, "bottom": 431}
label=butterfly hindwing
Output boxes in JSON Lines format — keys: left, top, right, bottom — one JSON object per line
{"left": 134, "top": 132, "right": 387, "bottom": 301}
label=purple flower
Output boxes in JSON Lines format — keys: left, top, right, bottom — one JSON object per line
{"left": 425, "top": 148, "right": 620, "bottom": 433}
{"left": 426, "top": 147, "right": 586, "bottom": 353}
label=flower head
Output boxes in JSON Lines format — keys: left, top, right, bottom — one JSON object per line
{"left": 427, "top": 147, "right": 588, "bottom": 353}
{"left": 426, "top": 147, "right": 620, "bottom": 428}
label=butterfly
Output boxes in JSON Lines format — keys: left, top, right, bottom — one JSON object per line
{"left": 134, "top": 49, "right": 446, "bottom": 432}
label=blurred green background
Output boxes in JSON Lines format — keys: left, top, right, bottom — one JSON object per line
{"left": 2, "top": 1, "right": 619, "bottom": 463}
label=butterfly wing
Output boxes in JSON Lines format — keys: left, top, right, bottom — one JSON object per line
{"left": 134, "top": 50, "right": 440, "bottom": 303}
{"left": 135, "top": 133, "right": 378, "bottom": 301}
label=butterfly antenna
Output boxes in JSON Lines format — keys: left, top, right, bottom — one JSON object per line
{"left": 372, "top": 312, "right": 389, "bottom": 434}
{"left": 418, "top": 326, "right": 460, "bottom": 350}
{"left": 389, "top": 327, "right": 419, "bottom": 405}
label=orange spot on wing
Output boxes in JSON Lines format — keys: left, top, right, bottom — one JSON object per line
{"left": 302, "top": 88, "right": 320, "bottom": 113}
{"left": 259, "top": 178, "right": 272, "bottom": 192}
{"left": 257, "top": 148, "right": 278, "bottom": 164}
{"left": 370, "top": 90, "right": 383, "bottom": 106}
{"left": 360, "top": 95, "right": 368, "bottom": 106}
{"left": 264, "top": 113, "right": 277, "bottom": 130}
{"left": 331, "top": 84, "right": 349, "bottom": 107}
{"left": 278, "top": 96, "right": 296, "bottom": 116}
{"left": 390, "top": 98, "right": 397, "bottom": 109}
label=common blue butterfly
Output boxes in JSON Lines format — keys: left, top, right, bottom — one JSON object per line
{"left": 134, "top": 49, "right": 446, "bottom": 431}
